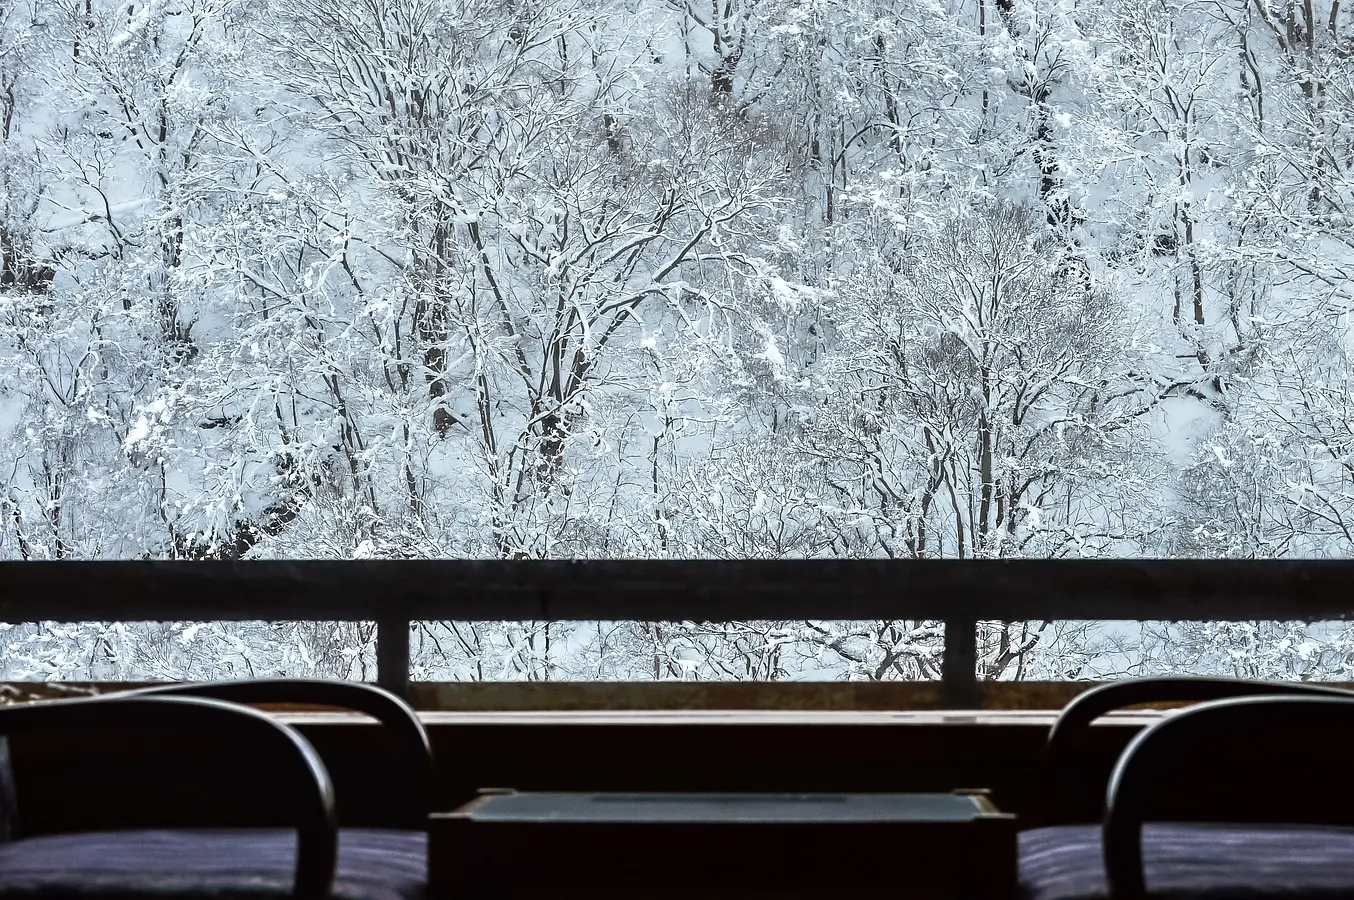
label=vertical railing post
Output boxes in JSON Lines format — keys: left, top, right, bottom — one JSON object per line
{"left": 942, "top": 616, "right": 980, "bottom": 709}
{"left": 376, "top": 617, "right": 411, "bottom": 702}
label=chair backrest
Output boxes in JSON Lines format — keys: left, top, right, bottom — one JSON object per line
{"left": 119, "top": 679, "right": 436, "bottom": 829}
{"left": 1044, "top": 678, "right": 1354, "bottom": 825}
{"left": 4, "top": 694, "right": 337, "bottom": 842}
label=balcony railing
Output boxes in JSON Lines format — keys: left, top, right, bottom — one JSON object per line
{"left": 3, "top": 560, "right": 1353, "bottom": 707}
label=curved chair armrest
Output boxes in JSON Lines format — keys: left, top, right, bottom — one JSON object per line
{"left": 119, "top": 679, "right": 434, "bottom": 826}
{"left": 0, "top": 695, "right": 337, "bottom": 900}
{"left": 1045, "top": 678, "right": 1352, "bottom": 824}
{"left": 1103, "top": 694, "right": 1354, "bottom": 900}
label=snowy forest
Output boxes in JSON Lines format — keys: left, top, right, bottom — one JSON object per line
{"left": 3, "top": 0, "right": 1354, "bottom": 683}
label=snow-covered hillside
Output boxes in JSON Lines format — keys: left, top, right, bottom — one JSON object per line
{"left": 2, "top": 0, "right": 1353, "bottom": 682}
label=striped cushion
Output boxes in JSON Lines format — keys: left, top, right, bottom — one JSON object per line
{"left": 0, "top": 828, "right": 425, "bottom": 900}
{"left": 1020, "top": 823, "right": 1354, "bottom": 900}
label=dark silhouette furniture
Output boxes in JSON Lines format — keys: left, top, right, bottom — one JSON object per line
{"left": 0, "top": 680, "right": 431, "bottom": 900}
{"left": 431, "top": 788, "right": 1016, "bottom": 898}
{"left": 1021, "top": 678, "right": 1354, "bottom": 900}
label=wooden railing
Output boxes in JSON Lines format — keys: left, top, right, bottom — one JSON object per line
{"left": 3, "top": 560, "right": 1352, "bottom": 707}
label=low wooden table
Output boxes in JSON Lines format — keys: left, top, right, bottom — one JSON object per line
{"left": 429, "top": 789, "right": 1015, "bottom": 898}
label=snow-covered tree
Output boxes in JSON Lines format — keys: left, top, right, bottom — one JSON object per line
{"left": 5, "top": 0, "right": 1354, "bottom": 685}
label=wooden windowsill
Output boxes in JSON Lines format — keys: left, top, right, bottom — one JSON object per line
{"left": 272, "top": 708, "right": 1168, "bottom": 727}
{"left": 0, "top": 679, "right": 1261, "bottom": 712}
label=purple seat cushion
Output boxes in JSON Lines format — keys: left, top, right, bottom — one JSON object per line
{"left": 0, "top": 739, "right": 13, "bottom": 843}
{"left": 1021, "top": 823, "right": 1354, "bottom": 900}
{"left": 0, "top": 828, "right": 425, "bottom": 900}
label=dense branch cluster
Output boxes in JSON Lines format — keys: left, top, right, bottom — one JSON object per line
{"left": 3, "top": 0, "right": 1354, "bottom": 681}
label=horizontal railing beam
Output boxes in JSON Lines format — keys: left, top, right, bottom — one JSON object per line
{"left": 4, "top": 560, "right": 1354, "bottom": 708}
{"left": 3, "top": 560, "right": 1353, "bottom": 623}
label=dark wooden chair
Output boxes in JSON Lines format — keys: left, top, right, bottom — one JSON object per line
{"left": 0, "top": 694, "right": 338, "bottom": 900}
{"left": 1020, "top": 678, "right": 1354, "bottom": 900}
{"left": 116, "top": 679, "right": 433, "bottom": 900}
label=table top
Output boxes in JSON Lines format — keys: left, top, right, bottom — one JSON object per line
{"left": 456, "top": 791, "right": 998, "bottom": 823}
